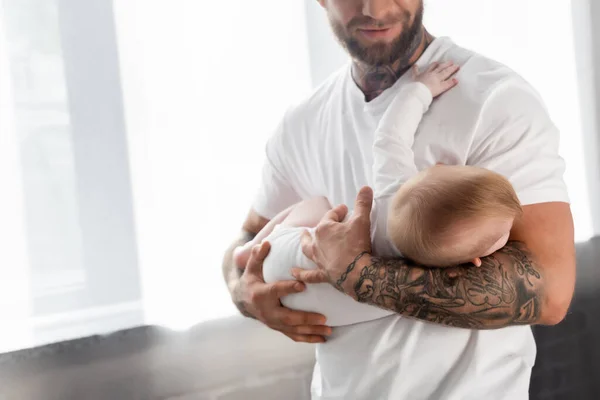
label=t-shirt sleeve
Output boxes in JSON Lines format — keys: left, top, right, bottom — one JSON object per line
{"left": 467, "top": 82, "right": 570, "bottom": 206}
{"left": 251, "top": 118, "right": 302, "bottom": 220}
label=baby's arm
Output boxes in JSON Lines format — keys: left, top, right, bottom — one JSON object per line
{"left": 373, "top": 62, "right": 459, "bottom": 198}
{"left": 233, "top": 197, "right": 331, "bottom": 268}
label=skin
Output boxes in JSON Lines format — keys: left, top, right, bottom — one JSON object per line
{"left": 223, "top": 0, "right": 575, "bottom": 341}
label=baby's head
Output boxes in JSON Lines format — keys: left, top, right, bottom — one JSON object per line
{"left": 388, "top": 165, "right": 522, "bottom": 267}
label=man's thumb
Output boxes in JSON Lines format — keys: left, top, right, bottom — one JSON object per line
{"left": 354, "top": 186, "right": 374, "bottom": 219}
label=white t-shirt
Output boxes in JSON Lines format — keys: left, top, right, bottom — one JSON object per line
{"left": 253, "top": 37, "right": 569, "bottom": 400}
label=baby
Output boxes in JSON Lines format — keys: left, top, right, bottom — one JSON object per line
{"left": 234, "top": 61, "right": 522, "bottom": 326}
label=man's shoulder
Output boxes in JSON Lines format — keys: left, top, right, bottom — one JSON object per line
{"left": 424, "top": 38, "right": 546, "bottom": 136}
{"left": 442, "top": 38, "right": 538, "bottom": 102}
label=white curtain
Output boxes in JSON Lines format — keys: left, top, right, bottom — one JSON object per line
{"left": 114, "top": 0, "right": 313, "bottom": 329}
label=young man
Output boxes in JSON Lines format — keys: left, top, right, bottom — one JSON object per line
{"left": 222, "top": 1, "right": 575, "bottom": 399}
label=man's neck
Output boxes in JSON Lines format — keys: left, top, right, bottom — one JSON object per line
{"left": 352, "top": 29, "right": 434, "bottom": 102}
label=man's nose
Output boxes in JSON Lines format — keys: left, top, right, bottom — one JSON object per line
{"left": 362, "top": 0, "right": 396, "bottom": 21}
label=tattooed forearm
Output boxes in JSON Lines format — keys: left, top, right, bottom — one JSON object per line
{"left": 338, "top": 241, "right": 544, "bottom": 329}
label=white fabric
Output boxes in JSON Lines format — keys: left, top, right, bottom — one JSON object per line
{"left": 263, "top": 225, "right": 393, "bottom": 327}
{"left": 253, "top": 37, "right": 569, "bottom": 400}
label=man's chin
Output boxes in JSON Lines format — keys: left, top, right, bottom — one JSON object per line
{"left": 351, "top": 49, "right": 396, "bottom": 66}
{"left": 347, "top": 37, "right": 398, "bottom": 64}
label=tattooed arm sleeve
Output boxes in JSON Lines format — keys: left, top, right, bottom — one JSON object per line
{"left": 336, "top": 241, "right": 544, "bottom": 329}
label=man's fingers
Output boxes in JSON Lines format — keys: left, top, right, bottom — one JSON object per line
{"left": 290, "top": 324, "right": 333, "bottom": 336}
{"left": 268, "top": 279, "right": 305, "bottom": 298}
{"left": 245, "top": 241, "right": 271, "bottom": 275}
{"left": 353, "top": 186, "right": 374, "bottom": 221}
{"left": 275, "top": 308, "right": 328, "bottom": 326}
{"left": 278, "top": 324, "right": 332, "bottom": 337}
{"left": 291, "top": 268, "right": 329, "bottom": 284}
{"left": 322, "top": 204, "right": 348, "bottom": 223}
{"left": 284, "top": 333, "right": 326, "bottom": 344}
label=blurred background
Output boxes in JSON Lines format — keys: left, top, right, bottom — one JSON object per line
{"left": 0, "top": 0, "right": 598, "bottom": 399}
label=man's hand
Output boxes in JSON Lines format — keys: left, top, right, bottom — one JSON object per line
{"left": 233, "top": 241, "right": 332, "bottom": 343}
{"left": 293, "top": 187, "right": 374, "bottom": 290}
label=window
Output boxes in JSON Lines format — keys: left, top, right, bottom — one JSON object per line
{"left": 114, "top": 0, "right": 313, "bottom": 328}
{"left": 0, "top": 0, "right": 143, "bottom": 352}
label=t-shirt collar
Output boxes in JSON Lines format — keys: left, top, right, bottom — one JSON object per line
{"left": 348, "top": 37, "right": 452, "bottom": 115}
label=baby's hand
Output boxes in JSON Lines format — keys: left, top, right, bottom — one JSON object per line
{"left": 412, "top": 61, "right": 460, "bottom": 98}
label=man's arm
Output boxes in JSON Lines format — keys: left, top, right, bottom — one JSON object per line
{"left": 298, "top": 189, "right": 575, "bottom": 329}
{"left": 341, "top": 203, "right": 574, "bottom": 329}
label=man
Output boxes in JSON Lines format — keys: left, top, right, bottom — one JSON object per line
{"left": 222, "top": 0, "right": 575, "bottom": 399}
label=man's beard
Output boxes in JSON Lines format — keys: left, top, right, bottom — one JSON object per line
{"left": 330, "top": 3, "right": 424, "bottom": 66}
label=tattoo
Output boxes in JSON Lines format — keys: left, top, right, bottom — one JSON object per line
{"left": 335, "top": 251, "right": 369, "bottom": 292}
{"left": 341, "top": 241, "right": 543, "bottom": 329}
{"left": 233, "top": 281, "right": 254, "bottom": 319}
{"left": 353, "top": 30, "right": 434, "bottom": 101}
